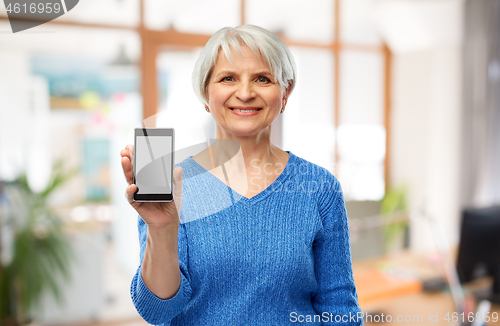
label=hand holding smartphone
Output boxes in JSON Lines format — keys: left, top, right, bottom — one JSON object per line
{"left": 133, "top": 128, "right": 175, "bottom": 202}
{"left": 121, "top": 131, "right": 182, "bottom": 302}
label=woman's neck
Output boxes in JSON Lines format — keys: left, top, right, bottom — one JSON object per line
{"left": 213, "top": 127, "right": 286, "bottom": 169}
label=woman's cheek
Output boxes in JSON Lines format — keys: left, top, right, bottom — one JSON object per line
{"left": 209, "top": 86, "right": 231, "bottom": 106}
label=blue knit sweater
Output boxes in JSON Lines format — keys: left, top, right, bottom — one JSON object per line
{"left": 131, "top": 151, "right": 363, "bottom": 325}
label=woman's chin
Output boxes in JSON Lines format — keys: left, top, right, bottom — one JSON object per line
{"left": 222, "top": 125, "right": 267, "bottom": 138}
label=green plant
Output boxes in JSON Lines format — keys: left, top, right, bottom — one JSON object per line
{"left": 0, "top": 160, "right": 79, "bottom": 325}
{"left": 380, "top": 184, "right": 409, "bottom": 253}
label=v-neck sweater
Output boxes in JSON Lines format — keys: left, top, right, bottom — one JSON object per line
{"left": 130, "top": 151, "right": 363, "bottom": 325}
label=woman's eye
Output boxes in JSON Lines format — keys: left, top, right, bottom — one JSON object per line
{"left": 257, "top": 77, "right": 270, "bottom": 83}
{"left": 221, "top": 76, "right": 233, "bottom": 82}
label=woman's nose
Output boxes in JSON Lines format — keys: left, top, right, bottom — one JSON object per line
{"left": 235, "top": 81, "right": 255, "bottom": 102}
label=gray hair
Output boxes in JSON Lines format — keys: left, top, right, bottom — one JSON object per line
{"left": 192, "top": 25, "right": 297, "bottom": 106}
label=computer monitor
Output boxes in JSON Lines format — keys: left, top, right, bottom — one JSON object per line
{"left": 456, "top": 206, "right": 500, "bottom": 303}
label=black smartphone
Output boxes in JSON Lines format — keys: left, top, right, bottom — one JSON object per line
{"left": 133, "top": 128, "right": 174, "bottom": 202}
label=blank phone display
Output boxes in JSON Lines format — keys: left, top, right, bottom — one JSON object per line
{"left": 135, "top": 135, "right": 172, "bottom": 194}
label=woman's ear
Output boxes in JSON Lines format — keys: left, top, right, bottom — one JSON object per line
{"left": 282, "top": 81, "right": 293, "bottom": 109}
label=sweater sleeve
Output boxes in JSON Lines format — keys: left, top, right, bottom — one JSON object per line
{"left": 311, "top": 174, "right": 363, "bottom": 325}
{"left": 130, "top": 216, "right": 192, "bottom": 325}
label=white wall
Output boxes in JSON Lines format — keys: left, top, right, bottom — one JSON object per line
{"left": 384, "top": 0, "right": 464, "bottom": 250}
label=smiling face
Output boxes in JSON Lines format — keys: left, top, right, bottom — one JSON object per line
{"left": 206, "top": 44, "right": 290, "bottom": 139}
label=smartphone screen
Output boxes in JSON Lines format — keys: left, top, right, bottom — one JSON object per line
{"left": 133, "top": 128, "right": 174, "bottom": 202}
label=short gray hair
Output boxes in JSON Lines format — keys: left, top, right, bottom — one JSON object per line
{"left": 192, "top": 25, "right": 297, "bottom": 106}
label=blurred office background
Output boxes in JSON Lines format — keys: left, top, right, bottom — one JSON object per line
{"left": 0, "top": 0, "right": 499, "bottom": 325}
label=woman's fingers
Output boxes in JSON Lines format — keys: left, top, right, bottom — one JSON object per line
{"left": 120, "top": 146, "right": 132, "bottom": 161}
{"left": 120, "top": 145, "right": 135, "bottom": 185}
{"left": 126, "top": 144, "right": 134, "bottom": 163}
{"left": 125, "top": 183, "right": 138, "bottom": 205}
{"left": 121, "top": 156, "right": 134, "bottom": 185}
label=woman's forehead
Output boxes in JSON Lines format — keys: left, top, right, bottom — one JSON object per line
{"left": 214, "top": 45, "right": 270, "bottom": 71}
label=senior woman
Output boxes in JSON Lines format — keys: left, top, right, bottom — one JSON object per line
{"left": 120, "top": 25, "right": 363, "bottom": 325}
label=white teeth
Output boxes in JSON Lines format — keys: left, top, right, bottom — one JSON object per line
{"left": 232, "top": 108, "right": 259, "bottom": 112}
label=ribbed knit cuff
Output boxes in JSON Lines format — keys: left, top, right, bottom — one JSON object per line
{"left": 132, "top": 270, "right": 192, "bottom": 325}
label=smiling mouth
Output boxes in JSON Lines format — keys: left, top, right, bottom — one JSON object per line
{"left": 230, "top": 108, "right": 262, "bottom": 112}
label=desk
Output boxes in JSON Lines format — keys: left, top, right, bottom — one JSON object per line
{"left": 352, "top": 250, "right": 500, "bottom": 325}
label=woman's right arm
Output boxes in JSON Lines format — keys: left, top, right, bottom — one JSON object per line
{"left": 131, "top": 215, "right": 192, "bottom": 325}
{"left": 141, "top": 221, "right": 181, "bottom": 300}
{"left": 121, "top": 145, "right": 192, "bottom": 324}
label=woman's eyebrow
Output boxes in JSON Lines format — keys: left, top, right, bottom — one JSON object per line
{"left": 214, "top": 70, "right": 273, "bottom": 79}
{"left": 214, "top": 70, "right": 236, "bottom": 78}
